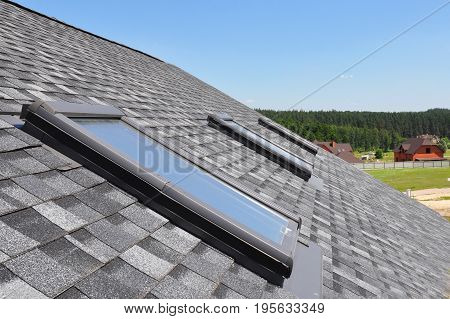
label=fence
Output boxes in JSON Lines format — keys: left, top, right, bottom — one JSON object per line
{"left": 354, "top": 160, "right": 450, "bottom": 170}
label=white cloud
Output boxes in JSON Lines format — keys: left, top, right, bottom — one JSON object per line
{"left": 339, "top": 74, "right": 353, "bottom": 79}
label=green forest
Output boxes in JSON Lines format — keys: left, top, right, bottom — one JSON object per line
{"left": 256, "top": 108, "right": 450, "bottom": 151}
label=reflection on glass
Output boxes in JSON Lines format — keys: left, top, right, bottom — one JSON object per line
{"left": 74, "top": 119, "right": 289, "bottom": 244}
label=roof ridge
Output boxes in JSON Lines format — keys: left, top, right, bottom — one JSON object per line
{"left": 2, "top": 0, "right": 165, "bottom": 63}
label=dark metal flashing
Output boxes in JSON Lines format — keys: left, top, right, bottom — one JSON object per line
{"left": 258, "top": 117, "right": 319, "bottom": 155}
{"left": 20, "top": 103, "right": 300, "bottom": 286}
{"left": 283, "top": 241, "right": 323, "bottom": 298}
{"left": 1, "top": 0, "right": 164, "bottom": 63}
{"left": 208, "top": 113, "right": 313, "bottom": 181}
{"left": 22, "top": 100, "right": 124, "bottom": 118}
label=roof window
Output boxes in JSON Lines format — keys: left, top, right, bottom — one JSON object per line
{"left": 20, "top": 100, "right": 301, "bottom": 286}
{"left": 258, "top": 117, "right": 319, "bottom": 155}
{"left": 208, "top": 113, "right": 314, "bottom": 181}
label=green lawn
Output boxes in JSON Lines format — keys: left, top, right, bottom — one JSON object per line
{"left": 382, "top": 151, "right": 394, "bottom": 162}
{"left": 367, "top": 167, "right": 450, "bottom": 192}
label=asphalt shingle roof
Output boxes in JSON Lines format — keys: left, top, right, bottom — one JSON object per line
{"left": 0, "top": 1, "right": 449, "bottom": 299}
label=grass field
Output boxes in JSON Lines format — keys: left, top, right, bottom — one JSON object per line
{"left": 367, "top": 167, "right": 450, "bottom": 192}
{"left": 382, "top": 151, "right": 394, "bottom": 162}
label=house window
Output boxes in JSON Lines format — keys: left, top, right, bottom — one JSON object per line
{"left": 20, "top": 100, "right": 303, "bottom": 286}
{"left": 426, "top": 147, "right": 431, "bottom": 154}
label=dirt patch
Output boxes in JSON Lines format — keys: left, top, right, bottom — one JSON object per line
{"left": 412, "top": 188, "right": 450, "bottom": 200}
{"left": 411, "top": 188, "right": 450, "bottom": 217}
{"left": 419, "top": 200, "right": 450, "bottom": 216}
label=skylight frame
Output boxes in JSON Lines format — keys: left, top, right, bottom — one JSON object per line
{"left": 20, "top": 100, "right": 300, "bottom": 285}
{"left": 258, "top": 117, "right": 319, "bottom": 155}
{"left": 208, "top": 113, "right": 314, "bottom": 181}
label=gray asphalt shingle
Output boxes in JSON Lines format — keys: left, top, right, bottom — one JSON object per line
{"left": 75, "top": 183, "right": 135, "bottom": 216}
{"left": 119, "top": 203, "right": 167, "bottom": 233}
{"left": 0, "top": 180, "right": 41, "bottom": 216}
{"left": 62, "top": 167, "right": 105, "bottom": 188}
{"left": 0, "top": 150, "right": 49, "bottom": 178}
{"left": 120, "top": 237, "right": 184, "bottom": 280}
{"left": 24, "top": 147, "right": 71, "bottom": 169}
{"left": 212, "top": 284, "right": 245, "bottom": 299}
{"left": 12, "top": 171, "right": 85, "bottom": 201}
{"left": 151, "top": 265, "right": 217, "bottom": 299}
{"left": 0, "top": 208, "right": 66, "bottom": 255}
{"left": 85, "top": 213, "right": 149, "bottom": 252}
{"left": 0, "top": 130, "right": 28, "bottom": 152}
{"left": 76, "top": 258, "right": 157, "bottom": 298}
{"left": 4, "top": 238, "right": 102, "bottom": 297}
{"left": 181, "top": 243, "right": 233, "bottom": 282}
{"left": 0, "top": 118, "right": 12, "bottom": 129}
{"left": 53, "top": 196, "right": 103, "bottom": 225}
{"left": 33, "top": 201, "right": 87, "bottom": 232}
{"left": 0, "top": 264, "right": 47, "bottom": 299}
{"left": 65, "top": 229, "right": 119, "bottom": 263}
{"left": 150, "top": 223, "right": 200, "bottom": 255}
{"left": 0, "top": 219, "right": 39, "bottom": 256}
{"left": 0, "top": 250, "right": 9, "bottom": 263}
{"left": 56, "top": 287, "right": 89, "bottom": 299}
{"left": 0, "top": 0, "right": 449, "bottom": 299}
{"left": 5, "top": 127, "right": 40, "bottom": 147}
{"left": 220, "top": 264, "right": 267, "bottom": 299}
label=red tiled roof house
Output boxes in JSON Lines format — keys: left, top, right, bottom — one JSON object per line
{"left": 394, "top": 137, "right": 445, "bottom": 162}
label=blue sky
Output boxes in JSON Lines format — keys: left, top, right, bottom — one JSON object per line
{"left": 15, "top": 0, "right": 450, "bottom": 111}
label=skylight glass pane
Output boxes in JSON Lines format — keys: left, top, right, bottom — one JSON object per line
{"left": 74, "top": 119, "right": 290, "bottom": 244}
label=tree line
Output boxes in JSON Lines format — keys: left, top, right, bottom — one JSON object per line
{"left": 256, "top": 108, "right": 450, "bottom": 151}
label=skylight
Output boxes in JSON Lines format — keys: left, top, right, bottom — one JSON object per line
{"left": 20, "top": 100, "right": 300, "bottom": 286}
{"left": 73, "top": 118, "right": 290, "bottom": 244}
{"left": 208, "top": 113, "right": 314, "bottom": 181}
{"left": 258, "top": 117, "right": 319, "bottom": 155}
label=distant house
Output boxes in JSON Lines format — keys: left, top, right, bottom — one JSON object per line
{"left": 394, "top": 136, "right": 445, "bottom": 162}
{"left": 314, "top": 141, "right": 363, "bottom": 163}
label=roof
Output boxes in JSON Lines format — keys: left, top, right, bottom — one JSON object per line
{"left": 314, "top": 141, "right": 361, "bottom": 163}
{"left": 395, "top": 137, "right": 441, "bottom": 154}
{"left": 335, "top": 143, "right": 353, "bottom": 154}
{"left": 336, "top": 151, "right": 363, "bottom": 164}
{"left": 0, "top": 0, "right": 449, "bottom": 299}
{"left": 314, "top": 141, "right": 353, "bottom": 155}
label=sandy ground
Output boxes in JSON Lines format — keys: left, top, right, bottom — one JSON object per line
{"left": 411, "top": 188, "right": 450, "bottom": 217}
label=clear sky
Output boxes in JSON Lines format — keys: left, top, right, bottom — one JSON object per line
{"left": 14, "top": 0, "right": 450, "bottom": 111}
